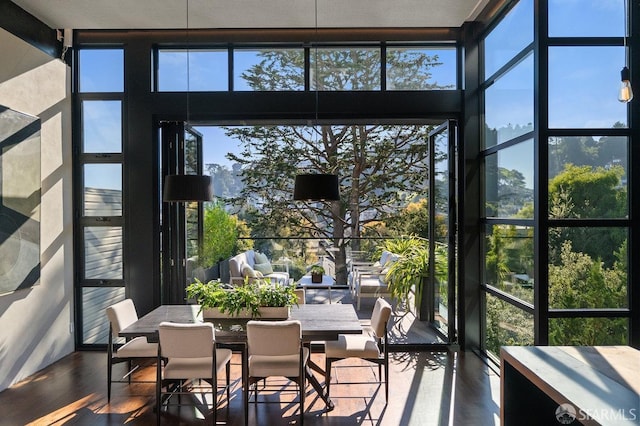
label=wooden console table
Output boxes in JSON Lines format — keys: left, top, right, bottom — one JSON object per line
{"left": 501, "top": 346, "right": 639, "bottom": 426}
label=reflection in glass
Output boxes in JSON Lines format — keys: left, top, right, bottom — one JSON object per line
{"left": 82, "top": 287, "right": 125, "bottom": 344}
{"left": 549, "top": 317, "right": 627, "bottom": 346}
{"left": 157, "top": 49, "right": 227, "bottom": 91}
{"left": 484, "top": 140, "right": 534, "bottom": 218}
{"left": 548, "top": 228, "right": 627, "bottom": 309}
{"left": 548, "top": 0, "right": 624, "bottom": 38}
{"left": 83, "top": 164, "right": 122, "bottom": 216}
{"left": 82, "top": 100, "right": 122, "bottom": 153}
{"left": 549, "top": 47, "right": 627, "bottom": 129}
{"left": 311, "top": 48, "right": 381, "bottom": 90}
{"left": 483, "top": 0, "right": 533, "bottom": 78}
{"left": 386, "top": 47, "right": 456, "bottom": 90}
{"left": 84, "top": 227, "right": 123, "bottom": 280}
{"left": 548, "top": 136, "right": 628, "bottom": 219}
{"left": 79, "top": 49, "right": 124, "bottom": 93}
{"left": 484, "top": 224, "right": 534, "bottom": 304}
{"left": 484, "top": 54, "right": 533, "bottom": 148}
{"left": 234, "top": 49, "right": 304, "bottom": 91}
{"left": 485, "top": 293, "right": 533, "bottom": 356}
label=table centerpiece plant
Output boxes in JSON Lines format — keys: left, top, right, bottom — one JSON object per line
{"left": 309, "top": 264, "right": 325, "bottom": 283}
{"left": 186, "top": 278, "right": 298, "bottom": 319}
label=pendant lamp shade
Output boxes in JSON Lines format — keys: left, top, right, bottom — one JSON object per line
{"left": 163, "top": 174, "right": 213, "bottom": 202}
{"left": 293, "top": 173, "right": 340, "bottom": 201}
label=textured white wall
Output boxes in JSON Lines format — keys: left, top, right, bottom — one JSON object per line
{"left": 0, "top": 29, "right": 73, "bottom": 391}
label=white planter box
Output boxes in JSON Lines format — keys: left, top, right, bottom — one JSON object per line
{"left": 203, "top": 306, "right": 289, "bottom": 319}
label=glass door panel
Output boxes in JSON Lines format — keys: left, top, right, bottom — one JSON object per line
{"left": 427, "top": 120, "right": 458, "bottom": 342}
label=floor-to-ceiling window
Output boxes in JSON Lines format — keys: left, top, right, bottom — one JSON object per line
{"left": 480, "top": 0, "right": 634, "bottom": 358}
{"left": 74, "top": 48, "right": 126, "bottom": 346}
{"left": 543, "top": 0, "right": 631, "bottom": 346}
{"left": 480, "top": 0, "right": 535, "bottom": 356}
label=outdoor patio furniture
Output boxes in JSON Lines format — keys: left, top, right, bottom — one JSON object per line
{"left": 350, "top": 250, "right": 398, "bottom": 310}
{"left": 228, "top": 249, "right": 290, "bottom": 285}
{"left": 324, "top": 297, "right": 392, "bottom": 402}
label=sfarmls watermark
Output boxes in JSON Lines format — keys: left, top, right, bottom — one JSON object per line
{"left": 555, "top": 403, "right": 638, "bottom": 424}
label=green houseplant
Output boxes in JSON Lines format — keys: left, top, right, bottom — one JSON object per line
{"left": 309, "top": 264, "right": 325, "bottom": 283}
{"left": 380, "top": 236, "right": 448, "bottom": 314}
{"left": 186, "top": 278, "right": 297, "bottom": 318}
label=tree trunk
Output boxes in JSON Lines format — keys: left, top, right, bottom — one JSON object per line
{"left": 331, "top": 201, "right": 348, "bottom": 286}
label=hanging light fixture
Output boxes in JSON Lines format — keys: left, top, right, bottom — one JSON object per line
{"left": 293, "top": 0, "right": 340, "bottom": 202}
{"left": 163, "top": 0, "right": 212, "bottom": 202}
{"left": 163, "top": 174, "right": 212, "bottom": 202}
{"left": 619, "top": 0, "right": 633, "bottom": 103}
{"left": 293, "top": 173, "right": 340, "bottom": 200}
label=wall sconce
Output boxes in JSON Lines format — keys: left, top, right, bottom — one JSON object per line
{"left": 163, "top": 174, "right": 212, "bottom": 202}
{"left": 293, "top": 173, "right": 340, "bottom": 201}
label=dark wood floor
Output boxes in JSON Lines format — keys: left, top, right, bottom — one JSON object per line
{"left": 0, "top": 349, "right": 499, "bottom": 426}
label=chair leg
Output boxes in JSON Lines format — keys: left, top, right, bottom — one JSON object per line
{"left": 299, "top": 375, "right": 305, "bottom": 426}
{"left": 325, "top": 358, "right": 332, "bottom": 399}
{"left": 107, "top": 357, "right": 112, "bottom": 402}
{"left": 384, "top": 360, "right": 389, "bottom": 402}
{"left": 228, "top": 363, "right": 232, "bottom": 400}
{"left": 156, "top": 374, "right": 161, "bottom": 425}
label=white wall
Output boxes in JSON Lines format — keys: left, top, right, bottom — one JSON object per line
{"left": 0, "top": 29, "right": 74, "bottom": 391}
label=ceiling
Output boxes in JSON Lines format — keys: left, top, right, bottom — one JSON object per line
{"left": 11, "top": 0, "right": 490, "bottom": 30}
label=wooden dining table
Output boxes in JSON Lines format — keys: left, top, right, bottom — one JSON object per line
{"left": 119, "top": 303, "right": 363, "bottom": 409}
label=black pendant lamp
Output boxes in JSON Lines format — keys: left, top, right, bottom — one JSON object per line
{"left": 293, "top": 173, "right": 340, "bottom": 201}
{"left": 163, "top": 174, "right": 213, "bottom": 202}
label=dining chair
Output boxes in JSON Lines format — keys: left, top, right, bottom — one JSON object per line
{"left": 156, "top": 322, "right": 232, "bottom": 425}
{"left": 294, "top": 288, "right": 306, "bottom": 305}
{"left": 245, "top": 320, "right": 309, "bottom": 425}
{"left": 324, "top": 297, "right": 392, "bottom": 401}
{"left": 105, "top": 298, "right": 158, "bottom": 402}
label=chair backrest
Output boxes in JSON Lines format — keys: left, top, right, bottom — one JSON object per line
{"left": 294, "top": 288, "right": 306, "bottom": 305}
{"left": 247, "top": 320, "right": 301, "bottom": 356}
{"left": 158, "top": 322, "right": 214, "bottom": 358}
{"left": 370, "top": 298, "right": 392, "bottom": 339}
{"left": 106, "top": 299, "right": 139, "bottom": 335}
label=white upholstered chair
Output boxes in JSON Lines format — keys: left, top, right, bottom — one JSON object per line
{"left": 105, "top": 298, "right": 158, "bottom": 402}
{"left": 245, "top": 320, "right": 309, "bottom": 425}
{"left": 324, "top": 297, "right": 392, "bottom": 401}
{"left": 156, "top": 322, "right": 232, "bottom": 425}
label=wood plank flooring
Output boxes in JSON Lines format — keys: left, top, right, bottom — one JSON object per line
{"left": 0, "top": 349, "right": 500, "bottom": 426}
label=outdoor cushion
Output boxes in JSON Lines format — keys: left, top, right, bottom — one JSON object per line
{"left": 253, "top": 262, "right": 274, "bottom": 275}
{"left": 254, "top": 251, "right": 269, "bottom": 264}
{"left": 242, "top": 264, "right": 258, "bottom": 278}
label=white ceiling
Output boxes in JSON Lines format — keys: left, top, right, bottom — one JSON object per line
{"left": 11, "top": 0, "right": 490, "bottom": 30}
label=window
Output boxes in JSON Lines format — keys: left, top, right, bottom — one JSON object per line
{"left": 79, "top": 49, "right": 124, "bottom": 92}
{"left": 548, "top": 46, "right": 627, "bottom": 129}
{"left": 76, "top": 48, "right": 125, "bottom": 347}
{"left": 386, "top": 47, "right": 456, "bottom": 90}
{"left": 234, "top": 48, "right": 305, "bottom": 91}
{"left": 481, "top": 0, "right": 534, "bottom": 356}
{"left": 157, "top": 49, "right": 228, "bottom": 91}
{"left": 311, "top": 47, "right": 381, "bottom": 91}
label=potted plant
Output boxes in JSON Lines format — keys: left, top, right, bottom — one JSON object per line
{"left": 381, "top": 236, "right": 447, "bottom": 319}
{"left": 309, "top": 264, "right": 325, "bottom": 283}
{"left": 186, "top": 278, "right": 298, "bottom": 319}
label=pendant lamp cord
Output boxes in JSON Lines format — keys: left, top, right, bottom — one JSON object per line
{"left": 186, "top": 0, "right": 190, "bottom": 125}
{"left": 624, "top": 0, "right": 629, "bottom": 67}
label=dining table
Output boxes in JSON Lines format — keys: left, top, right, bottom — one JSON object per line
{"left": 119, "top": 303, "right": 363, "bottom": 409}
